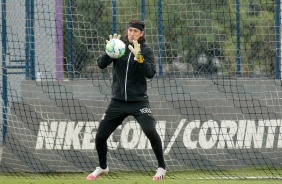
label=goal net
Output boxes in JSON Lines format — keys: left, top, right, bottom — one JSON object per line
{"left": 1, "top": 0, "right": 282, "bottom": 179}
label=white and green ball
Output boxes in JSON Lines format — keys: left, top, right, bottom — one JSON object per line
{"left": 105, "top": 39, "right": 126, "bottom": 59}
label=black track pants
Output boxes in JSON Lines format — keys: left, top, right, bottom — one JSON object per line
{"left": 95, "top": 98, "right": 166, "bottom": 169}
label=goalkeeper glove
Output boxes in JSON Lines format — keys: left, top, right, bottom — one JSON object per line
{"left": 128, "top": 40, "right": 144, "bottom": 64}
{"left": 106, "top": 33, "right": 121, "bottom": 43}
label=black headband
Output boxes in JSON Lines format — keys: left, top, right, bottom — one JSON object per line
{"left": 128, "top": 22, "right": 144, "bottom": 31}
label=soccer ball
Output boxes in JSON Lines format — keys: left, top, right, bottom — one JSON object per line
{"left": 105, "top": 39, "right": 126, "bottom": 59}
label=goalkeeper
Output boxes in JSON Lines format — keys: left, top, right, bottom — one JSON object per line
{"left": 87, "top": 19, "right": 166, "bottom": 180}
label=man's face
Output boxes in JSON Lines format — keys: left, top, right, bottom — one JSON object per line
{"left": 127, "top": 27, "right": 144, "bottom": 43}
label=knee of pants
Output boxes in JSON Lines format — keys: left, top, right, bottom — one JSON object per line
{"left": 137, "top": 117, "right": 156, "bottom": 136}
{"left": 95, "top": 132, "right": 108, "bottom": 143}
{"left": 142, "top": 126, "right": 158, "bottom": 139}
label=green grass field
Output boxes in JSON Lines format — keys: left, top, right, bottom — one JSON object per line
{"left": 1, "top": 178, "right": 282, "bottom": 184}
{"left": 1, "top": 169, "right": 282, "bottom": 184}
{"left": 1, "top": 177, "right": 282, "bottom": 184}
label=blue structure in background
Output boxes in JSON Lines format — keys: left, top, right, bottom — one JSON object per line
{"left": 67, "top": 0, "right": 74, "bottom": 80}
{"left": 157, "top": 0, "right": 163, "bottom": 76}
{"left": 141, "top": 0, "right": 145, "bottom": 21}
{"left": 275, "top": 0, "right": 281, "bottom": 79}
{"left": 1, "top": 0, "right": 8, "bottom": 144}
{"left": 26, "top": 0, "right": 35, "bottom": 80}
{"left": 1, "top": 0, "right": 36, "bottom": 144}
{"left": 236, "top": 0, "right": 241, "bottom": 74}
{"left": 112, "top": 0, "right": 117, "bottom": 34}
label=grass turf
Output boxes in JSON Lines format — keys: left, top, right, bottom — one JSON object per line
{"left": 1, "top": 169, "right": 282, "bottom": 184}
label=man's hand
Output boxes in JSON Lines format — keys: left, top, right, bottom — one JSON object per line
{"left": 106, "top": 33, "right": 121, "bottom": 43}
{"left": 128, "top": 40, "right": 144, "bottom": 63}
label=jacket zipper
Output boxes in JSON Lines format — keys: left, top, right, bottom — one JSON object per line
{"left": 124, "top": 52, "right": 131, "bottom": 101}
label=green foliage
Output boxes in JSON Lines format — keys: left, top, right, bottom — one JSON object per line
{"left": 65, "top": 0, "right": 277, "bottom": 76}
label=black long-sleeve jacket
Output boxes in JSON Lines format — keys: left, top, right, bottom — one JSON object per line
{"left": 97, "top": 41, "right": 156, "bottom": 101}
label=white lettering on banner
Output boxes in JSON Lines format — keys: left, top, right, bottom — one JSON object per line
{"left": 244, "top": 120, "right": 264, "bottom": 148}
{"left": 82, "top": 121, "right": 99, "bottom": 149}
{"left": 54, "top": 121, "right": 67, "bottom": 149}
{"left": 217, "top": 120, "right": 237, "bottom": 149}
{"left": 264, "top": 120, "right": 280, "bottom": 148}
{"left": 35, "top": 119, "right": 282, "bottom": 151}
{"left": 183, "top": 120, "right": 200, "bottom": 149}
{"left": 164, "top": 119, "right": 186, "bottom": 154}
{"left": 36, "top": 121, "right": 58, "bottom": 149}
{"left": 63, "top": 121, "right": 84, "bottom": 150}
{"left": 278, "top": 122, "right": 282, "bottom": 147}
{"left": 199, "top": 120, "right": 219, "bottom": 149}
{"left": 137, "top": 121, "right": 166, "bottom": 149}
{"left": 234, "top": 120, "right": 247, "bottom": 148}
{"left": 120, "top": 121, "right": 141, "bottom": 149}
{"left": 108, "top": 124, "right": 122, "bottom": 150}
